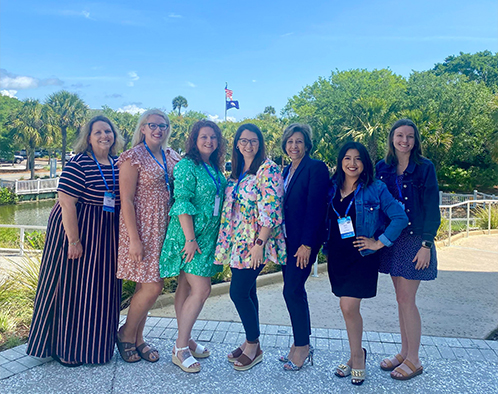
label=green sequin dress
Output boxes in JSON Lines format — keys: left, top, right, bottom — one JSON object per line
{"left": 160, "top": 158, "right": 226, "bottom": 278}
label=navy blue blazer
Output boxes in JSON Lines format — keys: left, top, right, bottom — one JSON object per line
{"left": 283, "top": 154, "right": 329, "bottom": 252}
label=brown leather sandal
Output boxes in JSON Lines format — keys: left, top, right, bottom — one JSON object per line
{"left": 233, "top": 341, "right": 263, "bottom": 371}
{"left": 391, "top": 360, "right": 423, "bottom": 380}
{"left": 227, "top": 346, "right": 244, "bottom": 363}
{"left": 381, "top": 353, "right": 404, "bottom": 371}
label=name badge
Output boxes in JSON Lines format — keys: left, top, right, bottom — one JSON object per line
{"left": 338, "top": 216, "right": 355, "bottom": 239}
{"left": 213, "top": 195, "right": 221, "bottom": 216}
{"left": 103, "top": 192, "right": 116, "bottom": 213}
{"left": 282, "top": 222, "right": 287, "bottom": 238}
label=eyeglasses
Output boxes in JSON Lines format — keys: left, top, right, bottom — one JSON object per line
{"left": 147, "top": 123, "right": 169, "bottom": 131}
{"left": 238, "top": 138, "right": 259, "bottom": 146}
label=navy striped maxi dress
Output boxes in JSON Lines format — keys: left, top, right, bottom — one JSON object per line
{"left": 26, "top": 153, "right": 122, "bottom": 364}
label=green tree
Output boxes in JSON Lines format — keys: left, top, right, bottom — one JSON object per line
{"left": 8, "top": 100, "right": 55, "bottom": 179}
{"left": 101, "top": 106, "right": 138, "bottom": 150}
{"left": 263, "top": 106, "right": 276, "bottom": 115}
{"left": 168, "top": 110, "right": 206, "bottom": 153}
{"left": 284, "top": 69, "right": 406, "bottom": 164}
{"left": 433, "top": 51, "right": 498, "bottom": 90}
{"left": 172, "top": 96, "right": 188, "bottom": 116}
{"left": 46, "top": 90, "right": 89, "bottom": 168}
{"left": 0, "top": 95, "right": 22, "bottom": 158}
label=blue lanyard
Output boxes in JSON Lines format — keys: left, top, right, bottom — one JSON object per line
{"left": 202, "top": 162, "right": 221, "bottom": 196}
{"left": 330, "top": 184, "right": 361, "bottom": 219}
{"left": 91, "top": 151, "right": 115, "bottom": 194}
{"left": 395, "top": 175, "right": 404, "bottom": 200}
{"left": 232, "top": 171, "right": 248, "bottom": 200}
{"left": 143, "top": 141, "right": 170, "bottom": 188}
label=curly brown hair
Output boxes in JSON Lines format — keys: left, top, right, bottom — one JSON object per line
{"left": 185, "top": 120, "right": 226, "bottom": 171}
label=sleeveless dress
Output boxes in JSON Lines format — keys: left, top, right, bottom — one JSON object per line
{"left": 27, "top": 153, "right": 121, "bottom": 364}
{"left": 327, "top": 192, "right": 380, "bottom": 299}
{"left": 116, "top": 144, "right": 180, "bottom": 283}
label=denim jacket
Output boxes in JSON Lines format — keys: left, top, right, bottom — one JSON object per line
{"left": 376, "top": 157, "right": 441, "bottom": 243}
{"left": 327, "top": 180, "right": 408, "bottom": 256}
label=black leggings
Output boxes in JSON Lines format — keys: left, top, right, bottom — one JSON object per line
{"left": 229, "top": 265, "right": 265, "bottom": 342}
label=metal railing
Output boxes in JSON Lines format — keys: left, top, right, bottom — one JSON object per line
{"left": 0, "top": 224, "right": 46, "bottom": 255}
{"left": 440, "top": 190, "right": 498, "bottom": 205}
{"left": 439, "top": 200, "right": 497, "bottom": 246}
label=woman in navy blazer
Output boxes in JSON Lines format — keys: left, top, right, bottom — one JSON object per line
{"left": 279, "top": 123, "right": 329, "bottom": 371}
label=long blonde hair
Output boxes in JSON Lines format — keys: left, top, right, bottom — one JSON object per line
{"left": 130, "top": 109, "right": 171, "bottom": 148}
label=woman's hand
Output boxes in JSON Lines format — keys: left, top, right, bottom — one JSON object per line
{"left": 181, "top": 240, "right": 202, "bottom": 263}
{"left": 294, "top": 245, "right": 311, "bottom": 269}
{"left": 353, "top": 236, "right": 384, "bottom": 252}
{"left": 67, "top": 242, "right": 83, "bottom": 260}
{"left": 248, "top": 244, "right": 264, "bottom": 270}
{"left": 413, "top": 247, "right": 431, "bottom": 270}
{"left": 129, "top": 238, "right": 144, "bottom": 262}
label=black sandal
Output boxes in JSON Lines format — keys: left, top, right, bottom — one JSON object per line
{"left": 52, "top": 354, "right": 83, "bottom": 368}
{"left": 116, "top": 335, "right": 141, "bottom": 363}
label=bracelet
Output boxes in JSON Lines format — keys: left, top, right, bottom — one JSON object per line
{"left": 186, "top": 238, "right": 196, "bottom": 243}
{"left": 69, "top": 240, "right": 80, "bottom": 246}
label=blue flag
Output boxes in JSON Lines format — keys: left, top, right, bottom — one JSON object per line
{"left": 226, "top": 100, "right": 239, "bottom": 110}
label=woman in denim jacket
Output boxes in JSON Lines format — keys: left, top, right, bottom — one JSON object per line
{"left": 327, "top": 142, "right": 408, "bottom": 385}
{"left": 376, "top": 119, "right": 440, "bottom": 381}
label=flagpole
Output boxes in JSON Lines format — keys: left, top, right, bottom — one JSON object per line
{"left": 224, "top": 82, "right": 227, "bottom": 121}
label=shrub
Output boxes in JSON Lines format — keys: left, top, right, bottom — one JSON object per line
{"left": 475, "top": 205, "right": 498, "bottom": 229}
{"left": 0, "top": 187, "right": 18, "bottom": 205}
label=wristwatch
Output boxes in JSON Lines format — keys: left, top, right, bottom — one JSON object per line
{"left": 255, "top": 238, "right": 265, "bottom": 246}
{"left": 421, "top": 240, "right": 433, "bottom": 249}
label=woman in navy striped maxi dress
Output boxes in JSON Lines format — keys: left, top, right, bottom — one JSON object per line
{"left": 26, "top": 116, "right": 124, "bottom": 366}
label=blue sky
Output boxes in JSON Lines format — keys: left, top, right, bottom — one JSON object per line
{"left": 1, "top": 0, "right": 497, "bottom": 121}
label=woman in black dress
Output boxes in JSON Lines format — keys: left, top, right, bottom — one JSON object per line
{"left": 326, "top": 142, "right": 407, "bottom": 385}
{"left": 27, "top": 116, "right": 124, "bottom": 366}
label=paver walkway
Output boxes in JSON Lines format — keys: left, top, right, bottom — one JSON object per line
{"left": 1, "top": 316, "right": 497, "bottom": 393}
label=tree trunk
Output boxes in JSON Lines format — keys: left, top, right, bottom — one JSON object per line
{"left": 61, "top": 126, "right": 67, "bottom": 169}
{"left": 29, "top": 152, "right": 35, "bottom": 180}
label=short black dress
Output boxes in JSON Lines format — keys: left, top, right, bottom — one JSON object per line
{"left": 327, "top": 192, "right": 379, "bottom": 299}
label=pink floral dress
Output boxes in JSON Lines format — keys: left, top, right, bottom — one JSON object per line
{"left": 116, "top": 144, "right": 180, "bottom": 283}
{"left": 214, "top": 159, "right": 286, "bottom": 269}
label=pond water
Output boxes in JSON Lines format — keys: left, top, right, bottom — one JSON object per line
{"left": 0, "top": 199, "right": 56, "bottom": 226}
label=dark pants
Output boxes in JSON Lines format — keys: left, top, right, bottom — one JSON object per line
{"left": 282, "top": 247, "right": 318, "bottom": 346}
{"left": 230, "top": 265, "right": 265, "bottom": 342}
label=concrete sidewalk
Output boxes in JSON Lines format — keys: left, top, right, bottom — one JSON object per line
{"left": 1, "top": 234, "right": 497, "bottom": 393}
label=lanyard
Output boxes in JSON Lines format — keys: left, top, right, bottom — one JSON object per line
{"left": 202, "top": 162, "right": 221, "bottom": 196}
{"left": 143, "top": 141, "right": 170, "bottom": 188}
{"left": 330, "top": 184, "right": 361, "bottom": 219}
{"left": 284, "top": 167, "right": 293, "bottom": 191}
{"left": 232, "top": 171, "right": 248, "bottom": 200}
{"left": 91, "top": 151, "right": 115, "bottom": 194}
{"left": 395, "top": 175, "right": 404, "bottom": 200}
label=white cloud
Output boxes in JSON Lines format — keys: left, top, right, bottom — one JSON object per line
{"left": 208, "top": 114, "right": 235, "bottom": 122}
{"left": 187, "top": 81, "right": 196, "bottom": 88}
{"left": 118, "top": 104, "right": 146, "bottom": 115}
{"left": 168, "top": 13, "right": 182, "bottom": 18}
{"left": 0, "top": 90, "right": 17, "bottom": 98}
{"left": 127, "top": 71, "right": 139, "bottom": 87}
{"left": 252, "top": 79, "right": 257, "bottom": 83}
{"left": 281, "top": 32, "right": 294, "bottom": 37}
{"left": 0, "top": 69, "right": 63, "bottom": 90}
{"left": 58, "top": 10, "right": 95, "bottom": 20}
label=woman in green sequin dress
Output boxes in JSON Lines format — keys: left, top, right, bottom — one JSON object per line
{"left": 159, "top": 120, "right": 226, "bottom": 373}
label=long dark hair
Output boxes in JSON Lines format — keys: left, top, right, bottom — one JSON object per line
{"left": 333, "top": 141, "right": 374, "bottom": 189}
{"left": 385, "top": 118, "right": 423, "bottom": 165}
{"left": 230, "top": 123, "right": 266, "bottom": 179}
{"left": 185, "top": 120, "right": 226, "bottom": 171}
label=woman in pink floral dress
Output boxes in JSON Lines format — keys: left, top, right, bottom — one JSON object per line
{"left": 116, "top": 109, "right": 180, "bottom": 363}
{"left": 214, "top": 123, "right": 286, "bottom": 371}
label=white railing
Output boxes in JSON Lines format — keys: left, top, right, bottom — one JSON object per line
{"left": 440, "top": 190, "right": 498, "bottom": 205}
{"left": 0, "top": 178, "right": 59, "bottom": 195}
{"left": 439, "top": 200, "right": 497, "bottom": 246}
{"left": 0, "top": 224, "right": 46, "bottom": 255}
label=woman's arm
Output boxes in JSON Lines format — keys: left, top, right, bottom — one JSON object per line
{"left": 119, "top": 159, "right": 143, "bottom": 262}
{"left": 178, "top": 214, "right": 201, "bottom": 262}
{"left": 248, "top": 226, "right": 271, "bottom": 269}
{"left": 58, "top": 191, "right": 83, "bottom": 259}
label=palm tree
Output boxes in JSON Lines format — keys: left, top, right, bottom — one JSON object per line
{"left": 46, "top": 91, "right": 89, "bottom": 168}
{"left": 9, "top": 100, "right": 55, "bottom": 179}
{"left": 172, "top": 96, "right": 188, "bottom": 116}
